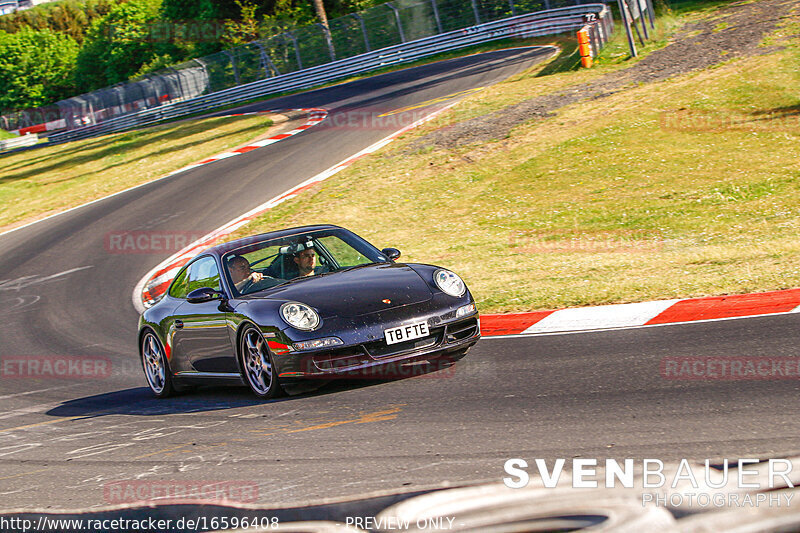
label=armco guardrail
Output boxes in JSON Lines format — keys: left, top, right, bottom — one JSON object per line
{"left": 48, "top": 4, "right": 611, "bottom": 145}
{"left": 0, "top": 133, "right": 38, "bottom": 152}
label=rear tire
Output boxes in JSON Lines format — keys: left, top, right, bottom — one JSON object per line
{"left": 239, "top": 325, "right": 283, "bottom": 399}
{"left": 140, "top": 330, "right": 175, "bottom": 398}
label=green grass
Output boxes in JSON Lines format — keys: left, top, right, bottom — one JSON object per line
{"left": 0, "top": 130, "right": 16, "bottom": 140}
{"left": 227, "top": 1, "right": 800, "bottom": 313}
{"left": 0, "top": 114, "right": 274, "bottom": 232}
{"left": 663, "top": 0, "right": 740, "bottom": 16}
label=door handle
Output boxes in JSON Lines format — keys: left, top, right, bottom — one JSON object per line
{"left": 175, "top": 320, "right": 184, "bottom": 329}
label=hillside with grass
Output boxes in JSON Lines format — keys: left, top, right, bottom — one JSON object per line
{"left": 229, "top": 0, "right": 800, "bottom": 312}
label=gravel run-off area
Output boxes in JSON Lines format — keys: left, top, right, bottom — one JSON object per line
{"left": 414, "top": 0, "right": 796, "bottom": 150}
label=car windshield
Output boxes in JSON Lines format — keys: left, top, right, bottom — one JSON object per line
{"left": 222, "top": 228, "right": 387, "bottom": 296}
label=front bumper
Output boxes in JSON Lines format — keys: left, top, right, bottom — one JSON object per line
{"left": 277, "top": 314, "right": 480, "bottom": 379}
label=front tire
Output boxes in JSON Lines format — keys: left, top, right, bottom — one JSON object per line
{"left": 140, "top": 330, "right": 175, "bottom": 398}
{"left": 239, "top": 325, "right": 282, "bottom": 399}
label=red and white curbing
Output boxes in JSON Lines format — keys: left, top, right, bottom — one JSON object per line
{"left": 133, "top": 102, "right": 459, "bottom": 313}
{"left": 480, "top": 288, "right": 800, "bottom": 336}
{"left": 164, "top": 109, "right": 328, "bottom": 176}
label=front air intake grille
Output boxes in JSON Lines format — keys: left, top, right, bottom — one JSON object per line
{"left": 312, "top": 347, "right": 369, "bottom": 372}
{"left": 446, "top": 317, "right": 479, "bottom": 343}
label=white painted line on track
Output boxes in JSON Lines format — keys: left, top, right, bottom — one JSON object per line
{"left": 521, "top": 299, "right": 681, "bottom": 334}
{"left": 481, "top": 308, "right": 800, "bottom": 339}
{"left": 0, "top": 266, "right": 93, "bottom": 291}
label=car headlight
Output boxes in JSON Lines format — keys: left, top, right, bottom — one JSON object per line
{"left": 434, "top": 269, "right": 466, "bottom": 297}
{"left": 280, "top": 302, "right": 320, "bottom": 330}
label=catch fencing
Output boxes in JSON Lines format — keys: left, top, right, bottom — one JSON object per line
{"left": 617, "top": 0, "right": 655, "bottom": 56}
{"left": 1, "top": 0, "right": 612, "bottom": 142}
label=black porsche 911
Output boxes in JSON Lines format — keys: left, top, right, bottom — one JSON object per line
{"left": 138, "top": 225, "right": 480, "bottom": 398}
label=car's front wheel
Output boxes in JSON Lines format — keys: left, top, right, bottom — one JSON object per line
{"left": 239, "top": 325, "right": 282, "bottom": 399}
{"left": 140, "top": 330, "right": 175, "bottom": 398}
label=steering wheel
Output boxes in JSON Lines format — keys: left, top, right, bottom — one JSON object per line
{"left": 238, "top": 278, "right": 255, "bottom": 294}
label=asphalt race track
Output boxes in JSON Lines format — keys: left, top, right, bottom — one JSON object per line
{"left": 0, "top": 47, "right": 799, "bottom": 512}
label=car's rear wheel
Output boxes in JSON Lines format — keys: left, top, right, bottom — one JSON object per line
{"left": 140, "top": 330, "right": 175, "bottom": 398}
{"left": 239, "top": 325, "right": 282, "bottom": 399}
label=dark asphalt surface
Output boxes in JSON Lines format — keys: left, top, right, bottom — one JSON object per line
{"left": 0, "top": 47, "right": 799, "bottom": 510}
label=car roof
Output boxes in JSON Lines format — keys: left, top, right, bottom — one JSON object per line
{"left": 203, "top": 224, "right": 347, "bottom": 257}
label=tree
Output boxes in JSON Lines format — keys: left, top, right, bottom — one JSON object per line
{"left": 259, "top": 0, "right": 313, "bottom": 38}
{"left": 0, "top": 0, "right": 119, "bottom": 44}
{"left": 74, "top": 0, "right": 179, "bottom": 91}
{"left": 221, "top": 0, "right": 260, "bottom": 46}
{"left": 160, "top": 0, "right": 241, "bottom": 55}
{"left": 0, "top": 28, "right": 79, "bottom": 111}
{"left": 312, "top": 0, "right": 329, "bottom": 27}
{"left": 160, "top": 0, "right": 242, "bottom": 21}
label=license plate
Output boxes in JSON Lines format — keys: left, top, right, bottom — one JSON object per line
{"left": 384, "top": 321, "right": 429, "bottom": 345}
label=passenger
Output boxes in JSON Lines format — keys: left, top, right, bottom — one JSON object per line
{"left": 294, "top": 247, "right": 318, "bottom": 277}
{"left": 228, "top": 255, "right": 263, "bottom": 291}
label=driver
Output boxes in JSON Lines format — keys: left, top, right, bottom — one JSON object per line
{"left": 228, "top": 255, "right": 263, "bottom": 291}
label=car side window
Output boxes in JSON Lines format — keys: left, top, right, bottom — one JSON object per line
{"left": 168, "top": 257, "right": 221, "bottom": 299}
{"left": 186, "top": 256, "right": 221, "bottom": 294}
{"left": 168, "top": 266, "right": 190, "bottom": 299}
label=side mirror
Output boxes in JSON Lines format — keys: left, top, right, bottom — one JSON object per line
{"left": 381, "top": 247, "right": 401, "bottom": 261}
{"left": 187, "top": 287, "right": 223, "bottom": 303}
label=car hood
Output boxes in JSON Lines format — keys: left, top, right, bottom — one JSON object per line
{"left": 254, "top": 263, "right": 434, "bottom": 318}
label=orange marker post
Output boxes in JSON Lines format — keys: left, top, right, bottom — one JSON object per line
{"left": 577, "top": 27, "right": 593, "bottom": 68}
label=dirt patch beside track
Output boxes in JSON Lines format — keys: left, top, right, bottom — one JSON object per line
{"left": 413, "top": 0, "right": 795, "bottom": 151}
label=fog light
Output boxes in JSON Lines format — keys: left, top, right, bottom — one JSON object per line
{"left": 456, "top": 303, "right": 476, "bottom": 318}
{"left": 292, "top": 337, "right": 344, "bottom": 351}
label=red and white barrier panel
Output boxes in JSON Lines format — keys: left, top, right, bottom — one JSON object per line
{"left": 12, "top": 118, "right": 66, "bottom": 136}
